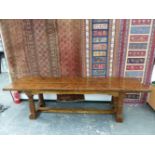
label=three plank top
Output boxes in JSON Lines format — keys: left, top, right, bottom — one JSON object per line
{"left": 3, "top": 76, "right": 151, "bottom": 93}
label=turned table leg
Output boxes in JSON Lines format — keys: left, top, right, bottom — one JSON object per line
{"left": 26, "top": 93, "right": 37, "bottom": 119}
{"left": 38, "top": 94, "right": 45, "bottom": 107}
{"left": 115, "top": 92, "right": 125, "bottom": 123}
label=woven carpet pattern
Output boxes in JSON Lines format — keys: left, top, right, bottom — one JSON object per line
{"left": 87, "top": 19, "right": 155, "bottom": 103}
{"left": 57, "top": 19, "right": 85, "bottom": 101}
{"left": 0, "top": 19, "right": 60, "bottom": 80}
{"left": 57, "top": 19, "right": 84, "bottom": 77}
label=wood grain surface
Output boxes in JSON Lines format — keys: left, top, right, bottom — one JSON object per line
{"left": 3, "top": 77, "right": 151, "bottom": 93}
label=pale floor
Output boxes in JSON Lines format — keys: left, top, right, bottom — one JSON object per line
{"left": 0, "top": 73, "right": 155, "bottom": 135}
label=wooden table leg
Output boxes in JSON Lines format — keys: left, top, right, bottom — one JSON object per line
{"left": 26, "top": 93, "right": 37, "bottom": 119}
{"left": 112, "top": 96, "right": 118, "bottom": 113}
{"left": 38, "top": 94, "right": 45, "bottom": 107}
{"left": 115, "top": 92, "right": 125, "bottom": 123}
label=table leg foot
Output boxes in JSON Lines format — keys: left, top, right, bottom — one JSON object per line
{"left": 29, "top": 114, "right": 37, "bottom": 119}
{"left": 115, "top": 115, "right": 123, "bottom": 122}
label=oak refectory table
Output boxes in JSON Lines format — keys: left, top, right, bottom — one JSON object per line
{"left": 3, "top": 77, "right": 151, "bottom": 122}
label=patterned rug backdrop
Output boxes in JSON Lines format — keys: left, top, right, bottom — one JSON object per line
{"left": 0, "top": 19, "right": 86, "bottom": 101}
{"left": 0, "top": 19, "right": 155, "bottom": 103}
{"left": 56, "top": 19, "right": 85, "bottom": 101}
{"left": 0, "top": 20, "right": 60, "bottom": 79}
{"left": 86, "top": 19, "right": 155, "bottom": 104}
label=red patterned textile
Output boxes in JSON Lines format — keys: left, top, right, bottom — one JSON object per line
{"left": 57, "top": 19, "right": 83, "bottom": 77}
{"left": 0, "top": 19, "right": 60, "bottom": 80}
{"left": 57, "top": 19, "right": 85, "bottom": 101}
{"left": 0, "top": 19, "right": 85, "bottom": 101}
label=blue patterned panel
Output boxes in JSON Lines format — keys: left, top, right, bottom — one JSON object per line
{"left": 91, "top": 19, "right": 109, "bottom": 77}
{"left": 92, "top": 37, "right": 108, "bottom": 43}
{"left": 92, "top": 19, "right": 109, "bottom": 23}
{"left": 92, "top": 70, "right": 106, "bottom": 76}
{"left": 130, "top": 26, "right": 150, "bottom": 34}
{"left": 92, "top": 56, "right": 107, "bottom": 64}
{"left": 129, "top": 43, "right": 147, "bottom": 49}
{"left": 125, "top": 71, "right": 143, "bottom": 77}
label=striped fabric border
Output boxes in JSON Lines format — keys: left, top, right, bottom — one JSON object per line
{"left": 107, "top": 19, "right": 115, "bottom": 77}
{"left": 85, "top": 19, "right": 90, "bottom": 77}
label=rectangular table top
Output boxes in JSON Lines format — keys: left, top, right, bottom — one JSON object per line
{"left": 3, "top": 76, "right": 151, "bottom": 93}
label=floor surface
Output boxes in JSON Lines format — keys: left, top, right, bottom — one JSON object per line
{"left": 0, "top": 73, "right": 155, "bottom": 135}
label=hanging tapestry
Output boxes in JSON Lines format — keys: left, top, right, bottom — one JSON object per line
{"left": 56, "top": 19, "right": 86, "bottom": 101}
{"left": 86, "top": 19, "right": 117, "bottom": 77}
{"left": 0, "top": 19, "right": 60, "bottom": 80}
{"left": 87, "top": 19, "right": 155, "bottom": 104}
{"left": 117, "top": 19, "right": 155, "bottom": 104}
{"left": 0, "top": 19, "right": 86, "bottom": 102}
{"left": 88, "top": 19, "right": 110, "bottom": 77}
